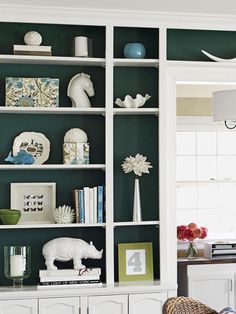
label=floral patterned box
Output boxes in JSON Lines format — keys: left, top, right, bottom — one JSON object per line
{"left": 5, "top": 77, "right": 59, "bottom": 107}
{"left": 63, "top": 143, "right": 90, "bottom": 165}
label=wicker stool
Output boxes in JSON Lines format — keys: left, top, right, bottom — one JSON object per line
{"left": 162, "top": 296, "right": 218, "bottom": 314}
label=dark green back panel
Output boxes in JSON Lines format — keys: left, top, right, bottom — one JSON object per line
{"left": 0, "top": 114, "right": 105, "bottom": 164}
{"left": 0, "top": 169, "right": 105, "bottom": 209}
{"left": 167, "top": 29, "right": 236, "bottom": 61}
{"left": 0, "top": 227, "right": 106, "bottom": 286}
{"left": 0, "top": 64, "right": 105, "bottom": 108}
{"left": 114, "top": 116, "right": 159, "bottom": 222}
{"left": 114, "top": 226, "right": 160, "bottom": 281}
{"left": 114, "top": 67, "right": 158, "bottom": 108}
{"left": 114, "top": 27, "right": 159, "bottom": 59}
{"left": 0, "top": 22, "right": 105, "bottom": 57}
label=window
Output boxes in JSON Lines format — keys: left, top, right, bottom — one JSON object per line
{"left": 176, "top": 129, "right": 236, "bottom": 239}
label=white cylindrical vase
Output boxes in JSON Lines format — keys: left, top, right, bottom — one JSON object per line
{"left": 74, "top": 36, "right": 88, "bottom": 57}
{"left": 133, "top": 178, "right": 142, "bottom": 222}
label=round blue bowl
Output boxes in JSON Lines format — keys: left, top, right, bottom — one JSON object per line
{"left": 123, "top": 43, "right": 146, "bottom": 59}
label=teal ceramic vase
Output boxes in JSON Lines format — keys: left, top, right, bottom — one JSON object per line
{"left": 123, "top": 43, "right": 146, "bottom": 59}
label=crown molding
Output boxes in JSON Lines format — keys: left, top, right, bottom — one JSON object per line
{"left": 1, "top": 4, "right": 236, "bottom": 30}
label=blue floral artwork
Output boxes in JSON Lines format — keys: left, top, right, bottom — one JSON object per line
{"left": 5, "top": 77, "right": 59, "bottom": 107}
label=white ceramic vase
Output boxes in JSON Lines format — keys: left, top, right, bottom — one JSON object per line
{"left": 133, "top": 178, "right": 142, "bottom": 222}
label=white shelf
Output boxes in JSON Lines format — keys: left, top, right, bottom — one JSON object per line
{"left": 0, "top": 223, "right": 106, "bottom": 229}
{"left": 113, "top": 108, "right": 159, "bottom": 115}
{"left": 0, "top": 54, "right": 105, "bottom": 66}
{"left": 113, "top": 58, "right": 159, "bottom": 67}
{"left": 0, "top": 107, "right": 105, "bottom": 115}
{"left": 113, "top": 221, "right": 159, "bottom": 227}
{"left": 0, "top": 164, "right": 106, "bottom": 170}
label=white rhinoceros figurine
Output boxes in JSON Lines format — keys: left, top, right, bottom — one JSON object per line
{"left": 42, "top": 237, "right": 103, "bottom": 270}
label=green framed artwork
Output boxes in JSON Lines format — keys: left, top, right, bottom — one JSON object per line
{"left": 118, "top": 242, "right": 154, "bottom": 282}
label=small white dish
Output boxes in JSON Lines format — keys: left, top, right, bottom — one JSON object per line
{"left": 115, "top": 93, "right": 151, "bottom": 108}
{"left": 12, "top": 132, "right": 50, "bottom": 165}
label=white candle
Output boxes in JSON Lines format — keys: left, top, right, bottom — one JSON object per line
{"left": 10, "top": 255, "right": 24, "bottom": 277}
{"left": 74, "top": 36, "right": 88, "bottom": 57}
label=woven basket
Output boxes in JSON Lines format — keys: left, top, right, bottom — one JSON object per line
{"left": 162, "top": 296, "right": 218, "bottom": 314}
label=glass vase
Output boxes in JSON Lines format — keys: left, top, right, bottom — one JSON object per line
{"left": 186, "top": 241, "right": 197, "bottom": 259}
{"left": 4, "top": 245, "right": 31, "bottom": 287}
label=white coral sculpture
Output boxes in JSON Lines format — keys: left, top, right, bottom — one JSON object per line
{"left": 121, "top": 153, "right": 152, "bottom": 177}
{"left": 64, "top": 128, "right": 88, "bottom": 143}
{"left": 54, "top": 205, "right": 75, "bottom": 224}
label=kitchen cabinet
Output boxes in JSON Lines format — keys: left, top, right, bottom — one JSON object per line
{"left": 129, "top": 293, "right": 167, "bottom": 314}
{"left": 188, "top": 264, "right": 236, "bottom": 311}
{"left": 88, "top": 295, "right": 128, "bottom": 314}
{"left": 39, "top": 297, "right": 79, "bottom": 314}
{"left": 0, "top": 299, "right": 37, "bottom": 314}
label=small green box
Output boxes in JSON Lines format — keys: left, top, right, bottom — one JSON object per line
{"left": 5, "top": 77, "right": 59, "bottom": 107}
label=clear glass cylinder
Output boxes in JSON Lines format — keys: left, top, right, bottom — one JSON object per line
{"left": 4, "top": 246, "right": 31, "bottom": 287}
{"left": 186, "top": 241, "right": 197, "bottom": 259}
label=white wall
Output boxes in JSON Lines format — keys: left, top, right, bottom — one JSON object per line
{"left": 1, "top": 0, "right": 236, "bottom": 16}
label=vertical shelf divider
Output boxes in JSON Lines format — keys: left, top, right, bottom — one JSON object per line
{"left": 105, "top": 24, "right": 115, "bottom": 285}
{"left": 159, "top": 26, "right": 177, "bottom": 284}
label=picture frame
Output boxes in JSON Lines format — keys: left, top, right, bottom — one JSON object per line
{"left": 118, "top": 242, "right": 154, "bottom": 282}
{"left": 11, "top": 182, "right": 56, "bottom": 224}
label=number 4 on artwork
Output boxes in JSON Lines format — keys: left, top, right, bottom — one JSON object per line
{"left": 126, "top": 249, "right": 145, "bottom": 274}
{"left": 118, "top": 242, "right": 154, "bottom": 282}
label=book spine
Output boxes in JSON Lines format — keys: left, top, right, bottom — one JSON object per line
{"left": 13, "top": 51, "right": 52, "bottom": 56}
{"left": 37, "top": 283, "right": 103, "bottom": 290}
{"left": 93, "top": 186, "right": 97, "bottom": 223}
{"left": 89, "top": 188, "right": 94, "bottom": 223}
{"left": 40, "top": 279, "right": 101, "bottom": 285}
{"left": 39, "top": 268, "right": 101, "bottom": 278}
{"left": 73, "top": 189, "right": 80, "bottom": 223}
{"left": 40, "top": 275, "right": 100, "bottom": 282}
{"left": 83, "top": 187, "right": 90, "bottom": 223}
{"left": 97, "top": 186, "right": 104, "bottom": 223}
{"left": 79, "top": 189, "right": 85, "bottom": 223}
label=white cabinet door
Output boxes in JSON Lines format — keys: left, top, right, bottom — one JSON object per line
{"left": 188, "top": 264, "right": 235, "bottom": 311}
{"left": 39, "top": 297, "right": 79, "bottom": 314}
{"left": 129, "top": 293, "right": 167, "bottom": 314}
{"left": 0, "top": 299, "right": 37, "bottom": 314}
{"left": 88, "top": 295, "right": 128, "bottom": 314}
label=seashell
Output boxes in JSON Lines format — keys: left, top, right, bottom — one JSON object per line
{"left": 115, "top": 94, "right": 151, "bottom": 108}
{"left": 24, "top": 31, "right": 42, "bottom": 46}
{"left": 54, "top": 205, "right": 75, "bottom": 224}
{"left": 64, "top": 128, "right": 88, "bottom": 143}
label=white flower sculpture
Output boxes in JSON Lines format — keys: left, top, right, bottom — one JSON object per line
{"left": 121, "top": 153, "right": 152, "bottom": 176}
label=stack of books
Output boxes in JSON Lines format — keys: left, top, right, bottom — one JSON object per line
{"left": 13, "top": 45, "right": 52, "bottom": 56}
{"left": 73, "top": 185, "right": 105, "bottom": 224}
{"left": 38, "top": 268, "right": 102, "bottom": 289}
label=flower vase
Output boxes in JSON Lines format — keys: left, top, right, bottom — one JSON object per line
{"left": 133, "top": 178, "right": 142, "bottom": 222}
{"left": 186, "top": 241, "right": 197, "bottom": 259}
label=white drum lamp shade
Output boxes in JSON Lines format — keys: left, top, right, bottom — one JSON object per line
{"left": 213, "top": 89, "right": 236, "bottom": 121}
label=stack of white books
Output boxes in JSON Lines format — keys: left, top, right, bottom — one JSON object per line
{"left": 13, "top": 45, "right": 52, "bottom": 56}
{"left": 37, "top": 267, "right": 102, "bottom": 290}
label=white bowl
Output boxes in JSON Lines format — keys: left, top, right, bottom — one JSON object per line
{"left": 115, "top": 94, "right": 151, "bottom": 108}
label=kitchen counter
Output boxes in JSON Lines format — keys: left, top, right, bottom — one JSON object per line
{"left": 178, "top": 256, "right": 236, "bottom": 265}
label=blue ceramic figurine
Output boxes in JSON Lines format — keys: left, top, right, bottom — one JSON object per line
{"left": 5, "top": 150, "right": 35, "bottom": 165}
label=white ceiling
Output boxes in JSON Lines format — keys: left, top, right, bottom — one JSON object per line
{"left": 2, "top": 0, "right": 236, "bottom": 16}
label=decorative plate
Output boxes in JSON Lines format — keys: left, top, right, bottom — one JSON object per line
{"left": 12, "top": 132, "right": 50, "bottom": 165}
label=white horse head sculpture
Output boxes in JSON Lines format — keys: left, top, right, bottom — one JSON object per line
{"left": 67, "top": 73, "right": 95, "bottom": 108}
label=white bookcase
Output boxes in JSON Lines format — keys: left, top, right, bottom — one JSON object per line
{"left": 0, "top": 3, "right": 200, "bottom": 312}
